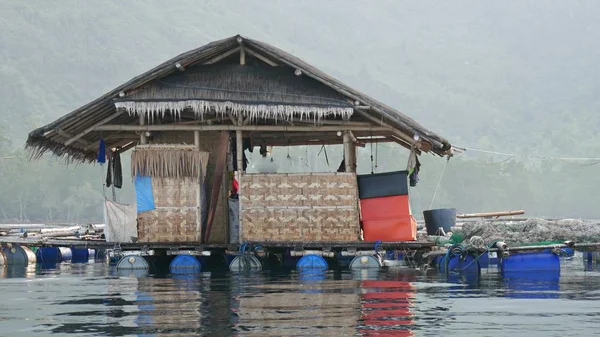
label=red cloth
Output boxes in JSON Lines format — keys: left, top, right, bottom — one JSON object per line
{"left": 232, "top": 177, "right": 239, "bottom": 194}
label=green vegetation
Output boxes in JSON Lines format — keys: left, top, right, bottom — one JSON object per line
{"left": 1, "top": 1, "right": 599, "bottom": 222}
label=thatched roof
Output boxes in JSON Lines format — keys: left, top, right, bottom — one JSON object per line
{"left": 26, "top": 34, "right": 452, "bottom": 162}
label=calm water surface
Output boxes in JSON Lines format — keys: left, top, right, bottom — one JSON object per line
{"left": 1, "top": 256, "right": 600, "bottom": 337}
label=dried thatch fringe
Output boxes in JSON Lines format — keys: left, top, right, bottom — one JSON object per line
{"left": 114, "top": 100, "right": 354, "bottom": 124}
{"left": 130, "top": 145, "right": 209, "bottom": 180}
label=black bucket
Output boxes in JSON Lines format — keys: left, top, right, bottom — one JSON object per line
{"left": 423, "top": 208, "right": 456, "bottom": 235}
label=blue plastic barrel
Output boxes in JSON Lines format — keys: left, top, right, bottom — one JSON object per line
{"left": 350, "top": 255, "right": 382, "bottom": 270}
{"left": 1, "top": 246, "right": 36, "bottom": 265}
{"left": 476, "top": 252, "right": 499, "bottom": 268}
{"left": 501, "top": 252, "right": 560, "bottom": 273}
{"left": 503, "top": 271, "right": 560, "bottom": 299}
{"left": 71, "top": 248, "right": 89, "bottom": 263}
{"left": 297, "top": 255, "right": 328, "bottom": 270}
{"left": 440, "top": 254, "right": 480, "bottom": 275}
{"left": 543, "top": 248, "right": 574, "bottom": 257}
{"left": 169, "top": 255, "right": 201, "bottom": 274}
{"left": 36, "top": 247, "right": 61, "bottom": 263}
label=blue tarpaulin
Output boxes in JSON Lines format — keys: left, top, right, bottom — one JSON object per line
{"left": 135, "top": 175, "right": 155, "bottom": 213}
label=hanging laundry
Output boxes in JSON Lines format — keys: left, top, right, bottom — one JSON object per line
{"left": 97, "top": 138, "right": 106, "bottom": 164}
{"left": 407, "top": 147, "right": 421, "bottom": 187}
{"left": 106, "top": 153, "right": 113, "bottom": 187}
{"left": 106, "top": 150, "right": 123, "bottom": 189}
{"left": 112, "top": 151, "right": 122, "bottom": 188}
{"left": 231, "top": 136, "right": 250, "bottom": 171}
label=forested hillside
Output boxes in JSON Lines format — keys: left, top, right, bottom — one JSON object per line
{"left": 1, "top": 0, "right": 599, "bottom": 222}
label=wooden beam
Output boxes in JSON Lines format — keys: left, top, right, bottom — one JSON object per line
{"left": 83, "top": 134, "right": 140, "bottom": 150}
{"left": 353, "top": 108, "right": 418, "bottom": 148}
{"left": 95, "top": 124, "right": 392, "bottom": 133}
{"left": 239, "top": 45, "right": 246, "bottom": 65}
{"left": 56, "top": 129, "right": 89, "bottom": 146}
{"left": 260, "top": 139, "right": 366, "bottom": 148}
{"left": 289, "top": 118, "right": 372, "bottom": 127}
{"left": 64, "top": 111, "right": 123, "bottom": 146}
{"left": 245, "top": 48, "right": 278, "bottom": 66}
{"left": 202, "top": 47, "right": 241, "bottom": 65}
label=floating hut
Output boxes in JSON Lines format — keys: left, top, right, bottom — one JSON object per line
{"left": 25, "top": 35, "right": 453, "bottom": 268}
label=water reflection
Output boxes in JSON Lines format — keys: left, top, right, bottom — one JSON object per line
{"left": 358, "top": 280, "right": 415, "bottom": 336}
{"left": 232, "top": 270, "right": 361, "bottom": 336}
{"left": 2, "top": 260, "right": 600, "bottom": 336}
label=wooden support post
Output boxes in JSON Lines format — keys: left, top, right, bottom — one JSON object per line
{"left": 343, "top": 131, "right": 352, "bottom": 172}
{"left": 139, "top": 114, "right": 147, "bottom": 144}
{"left": 350, "top": 142, "right": 357, "bottom": 172}
{"left": 194, "top": 130, "right": 201, "bottom": 243}
{"left": 236, "top": 115, "right": 244, "bottom": 244}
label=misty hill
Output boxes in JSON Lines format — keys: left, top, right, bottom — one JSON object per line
{"left": 1, "top": 1, "right": 599, "bottom": 222}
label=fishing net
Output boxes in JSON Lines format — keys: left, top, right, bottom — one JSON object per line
{"left": 455, "top": 218, "right": 600, "bottom": 246}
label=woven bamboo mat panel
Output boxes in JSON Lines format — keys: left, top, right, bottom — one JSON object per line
{"left": 137, "top": 208, "right": 199, "bottom": 242}
{"left": 152, "top": 177, "right": 198, "bottom": 208}
{"left": 240, "top": 173, "right": 360, "bottom": 241}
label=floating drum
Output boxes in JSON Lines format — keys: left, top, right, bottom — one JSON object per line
{"left": 95, "top": 249, "right": 107, "bottom": 262}
{"left": 439, "top": 254, "right": 480, "bottom": 275}
{"left": 296, "top": 255, "right": 328, "bottom": 270}
{"left": 229, "top": 255, "right": 262, "bottom": 272}
{"left": 58, "top": 247, "right": 72, "bottom": 262}
{"left": 88, "top": 249, "right": 96, "bottom": 261}
{"left": 423, "top": 208, "right": 456, "bottom": 236}
{"left": 501, "top": 252, "right": 560, "bottom": 274}
{"left": 1, "top": 246, "right": 36, "bottom": 265}
{"left": 169, "top": 255, "right": 201, "bottom": 274}
{"left": 350, "top": 255, "right": 382, "bottom": 270}
{"left": 71, "top": 248, "right": 89, "bottom": 263}
{"left": 475, "top": 252, "right": 499, "bottom": 268}
{"left": 0, "top": 250, "right": 5, "bottom": 266}
{"left": 36, "top": 247, "right": 61, "bottom": 263}
{"left": 117, "top": 255, "right": 150, "bottom": 270}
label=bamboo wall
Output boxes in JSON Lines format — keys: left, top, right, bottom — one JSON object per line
{"left": 137, "top": 177, "right": 200, "bottom": 242}
{"left": 239, "top": 173, "right": 361, "bottom": 241}
{"left": 149, "top": 132, "right": 229, "bottom": 243}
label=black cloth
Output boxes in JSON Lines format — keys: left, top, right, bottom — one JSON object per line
{"left": 337, "top": 159, "right": 346, "bottom": 172}
{"left": 231, "top": 136, "right": 252, "bottom": 171}
{"left": 409, "top": 155, "right": 420, "bottom": 187}
{"left": 106, "top": 151, "right": 123, "bottom": 189}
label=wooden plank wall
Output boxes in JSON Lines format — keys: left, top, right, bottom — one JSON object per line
{"left": 144, "top": 132, "right": 229, "bottom": 243}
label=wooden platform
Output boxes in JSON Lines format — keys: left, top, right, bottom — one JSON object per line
{"left": 0, "top": 237, "right": 434, "bottom": 251}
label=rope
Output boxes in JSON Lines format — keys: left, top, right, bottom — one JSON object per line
{"left": 456, "top": 146, "right": 600, "bottom": 162}
{"left": 429, "top": 157, "right": 450, "bottom": 210}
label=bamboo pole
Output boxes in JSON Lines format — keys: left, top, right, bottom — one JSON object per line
{"left": 457, "top": 210, "right": 525, "bottom": 219}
